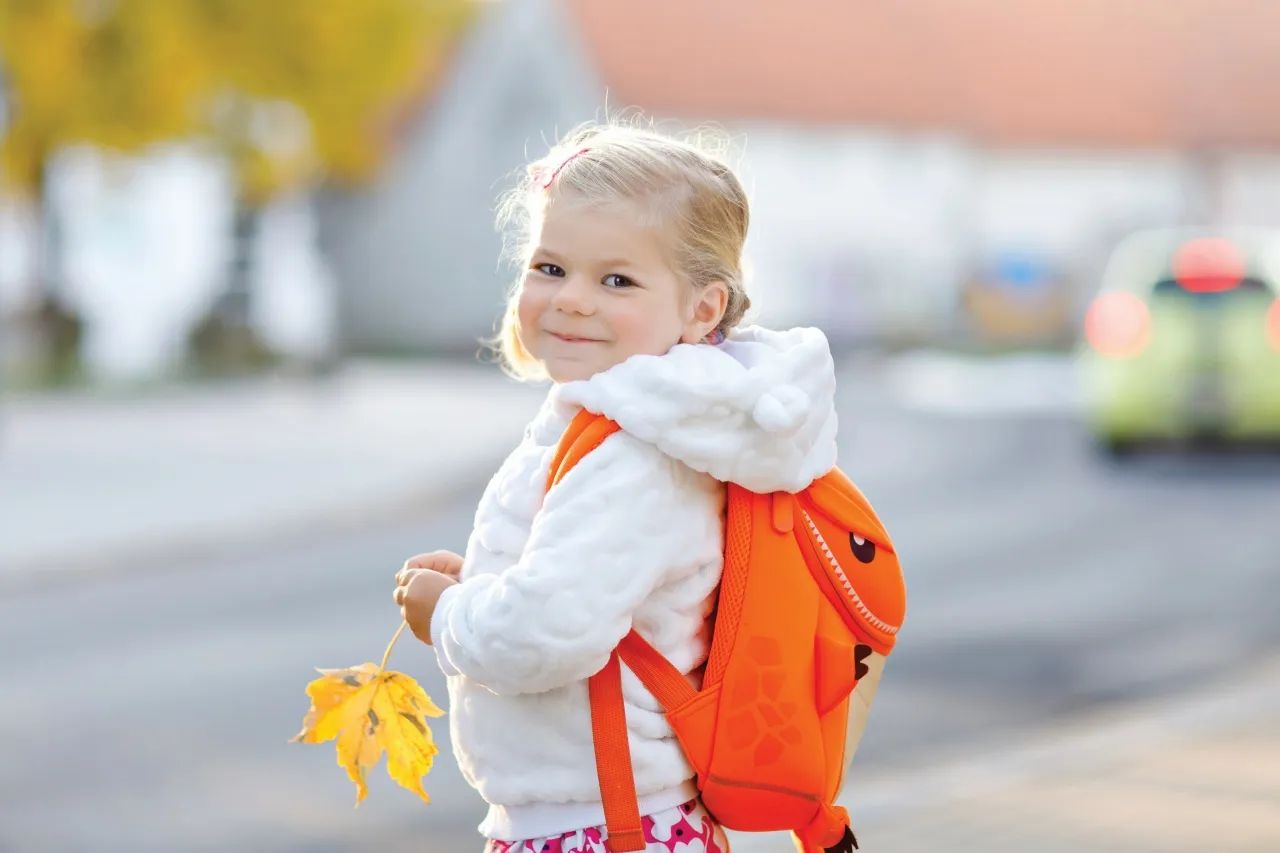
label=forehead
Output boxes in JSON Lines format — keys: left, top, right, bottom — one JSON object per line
{"left": 534, "top": 193, "right": 673, "bottom": 267}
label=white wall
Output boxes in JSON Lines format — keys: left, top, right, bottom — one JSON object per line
{"left": 0, "top": 195, "right": 35, "bottom": 311}
{"left": 733, "top": 123, "right": 970, "bottom": 343}
{"left": 2, "top": 144, "right": 336, "bottom": 381}
{"left": 733, "top": 136, "right": 1280, "bottom": 339}
{"left": 51, "top": 145, "right": 232, "bottom": 380}
{"left": 1220, "top": 152, "right": 1280, "bottom": 229}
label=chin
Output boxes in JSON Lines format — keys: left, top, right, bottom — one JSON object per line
{"left": 548, "top": 364, "right": 598, "bottom": 383}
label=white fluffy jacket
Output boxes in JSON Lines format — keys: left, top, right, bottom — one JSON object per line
{"left": 430, "top": 325, "right": 839, "bottom": 840}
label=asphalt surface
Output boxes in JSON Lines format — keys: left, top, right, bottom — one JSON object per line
{"left": 2, "top": 392, "right": 1277, "bottom": 852}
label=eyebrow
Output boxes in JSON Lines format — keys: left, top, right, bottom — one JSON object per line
{"left": 534, "top": 248, "right": 638, "bottom": 270}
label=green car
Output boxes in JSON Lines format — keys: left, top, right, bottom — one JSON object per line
{"left": 1078, "top": 228, "right": 1280, "bottom": 452}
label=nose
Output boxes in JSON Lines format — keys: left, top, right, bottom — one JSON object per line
{"left": 550, "top": 273, "right": 595, "bottom": 315}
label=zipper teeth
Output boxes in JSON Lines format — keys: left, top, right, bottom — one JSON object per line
{"left": 800, "top": 508, "right": 899, "bottom": 636}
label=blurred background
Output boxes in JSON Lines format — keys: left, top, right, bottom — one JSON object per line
{"left": 1, "top": 1, "right": 1277, "bottom": 851}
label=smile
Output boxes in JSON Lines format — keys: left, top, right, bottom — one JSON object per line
{"left": 549, "top": 332, "right": 601, "bottom": 343}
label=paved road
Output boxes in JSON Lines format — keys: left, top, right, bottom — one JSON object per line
{"left": 2, "top": 387, "right": 1277, "bottom": 852}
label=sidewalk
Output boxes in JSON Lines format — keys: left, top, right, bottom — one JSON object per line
{"left": 878, "top": 348, "right": 1081, "bottom": 417}
{"left": 729, "top": 655, "right": 1280, "bottom": 852}
{"left": 0, "top": 358, "right": 547, "bottom": 588}
{"left": 5, "top": 351, "right": 1275, "bottom": 850}
{"left": 0, "top": 349, "right": 1081, "bottom": 590}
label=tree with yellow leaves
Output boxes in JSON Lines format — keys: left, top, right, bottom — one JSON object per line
{"left": 0, "top": 0, "right": 478, "bottom": 378}
{"left": 0, "top": 0, "right": 215, "bottom": 380}
{"left": 0, "top": 0, "right": 212, "bottom": 190}
{"left": 188, "top": 0, "right": 478, "bottom": 370}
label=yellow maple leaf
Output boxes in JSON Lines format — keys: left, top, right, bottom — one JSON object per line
{"left": 291, "top": 622, "right": 445, "bottom": 805}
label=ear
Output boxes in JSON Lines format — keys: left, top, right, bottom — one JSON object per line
{"left": 680, "top": 280, "right": 729, "bottom": 344}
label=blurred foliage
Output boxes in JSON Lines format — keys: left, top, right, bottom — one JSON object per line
{"left": 198, "top": 0, "right": 476, "bottom": 203}
{"left": 0, "top": 0, "right": 214, "bottom": 188}
{"left": 0, "top": 0, "right": 476, "bottom": 382}
{"left": 0, "top": 0, "right": 478, "bottom": 199}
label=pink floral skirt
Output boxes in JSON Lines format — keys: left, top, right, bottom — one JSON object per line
{"left": 483, "top": 798, "right": 730, "bottom": 853}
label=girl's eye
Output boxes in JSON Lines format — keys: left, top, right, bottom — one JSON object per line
{"left": 603, "top": 273, "right": 635, "bottom": 289}
{"left": 533, "top": 263, "right": 563, "bottom": 277}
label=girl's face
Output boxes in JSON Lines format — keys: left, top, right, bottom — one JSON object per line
{"left": 517, "top": 191, "right": 726, "bottom": 383}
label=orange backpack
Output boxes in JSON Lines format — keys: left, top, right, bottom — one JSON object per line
{"left": 546, "top": 409, "right": 907, "bottom": 853}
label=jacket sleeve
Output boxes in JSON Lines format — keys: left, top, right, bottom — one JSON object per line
{"left": 430, "top": 431, "right": 691, "bottom": 695}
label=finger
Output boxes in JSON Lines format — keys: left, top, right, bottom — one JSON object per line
{"left": 395, "top": 567, "right": 424, "bottom": 586}
{"left": 393, "top": 585, "right": 406, "bottom": 606}
{"left": 403, "top": 551, "right": 449, "bottom": 571}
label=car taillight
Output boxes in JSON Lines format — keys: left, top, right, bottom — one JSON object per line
{"left": 1173, "top": 238, "right": 1245, "bottom": 293}
{"left": 1085, "top": 292, "right": 1151, "bottom": 358}
{"left": 1267, "top": 299, "right": 1280, "bottom": 352}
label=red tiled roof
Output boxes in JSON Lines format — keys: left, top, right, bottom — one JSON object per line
{"left": 564, "top": 0, "right": 1280, "bottom": 148}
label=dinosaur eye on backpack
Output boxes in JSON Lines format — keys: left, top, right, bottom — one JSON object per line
{"left": 548, "top": 411, "right": 908, "bottom": 853}
{"left": 795, "top": 468, "right": 906, "bottom": 657}
{"left": 849, "top": 534, "right": 876, "bottom": 563}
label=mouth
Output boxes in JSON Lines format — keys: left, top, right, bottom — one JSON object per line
{"left": 548, "top": 332, "right": 602, "bottom": 344}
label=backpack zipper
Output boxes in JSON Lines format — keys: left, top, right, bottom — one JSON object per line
{"left": 797, "top": 507, "right": 900, "bottom": 640}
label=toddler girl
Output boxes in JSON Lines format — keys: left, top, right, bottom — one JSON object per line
{"left": 392, "top": 116, "right": 839, "bottom": 852}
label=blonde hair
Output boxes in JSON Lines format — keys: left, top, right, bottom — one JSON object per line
{"left": 480, "top": 110, "right": 753, "bottom": 382}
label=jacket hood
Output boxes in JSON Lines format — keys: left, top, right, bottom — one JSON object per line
{"left": 550, "top": 324, "right": 839, "bottom": 493}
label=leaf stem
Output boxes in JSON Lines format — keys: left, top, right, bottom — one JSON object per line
{"left": 380, "top": 620, "right": 408, "bottom": 672}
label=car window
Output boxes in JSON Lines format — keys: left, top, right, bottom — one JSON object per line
{"left": 1150, "top": 277, "right": 1272, "bottom": 301}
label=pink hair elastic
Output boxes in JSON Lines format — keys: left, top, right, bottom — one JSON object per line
{"left": 704, "top": 328, "right": 726, "bottom": 345}
{"left": 539, "top": 146, "right": 591, "bottom": 189}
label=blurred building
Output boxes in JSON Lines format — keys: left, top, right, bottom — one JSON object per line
{"left": 316, "top": 0, "right": 1280, "bottom": 354}
{"left": 9, "top": 0, "right": 1280, "bottom": 377}
{"left": 0, "top": 148, "right": 336, "bottom": 381}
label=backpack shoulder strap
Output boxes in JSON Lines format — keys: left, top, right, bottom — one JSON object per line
{"left": 545, "top": 408, "right": 621, "bottom": 493}
{"left": 542, "top": 408, "right": 647, "bottom": 849}
{"left": 542, "top": 407, "right": 672, "bottom": 851}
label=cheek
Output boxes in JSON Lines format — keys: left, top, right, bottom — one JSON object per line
{"left": 516, "top": 283, "right": 541, "bottom": 332}
{"left": 611, "top": 302, "right": 684, "bottom": 350}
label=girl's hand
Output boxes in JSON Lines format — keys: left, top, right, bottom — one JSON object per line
{"left": 393, "top": 568, "right": 458, "bottom": 646}
{"left": 400, "top": 550, "right": 464, "bottom": 581}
